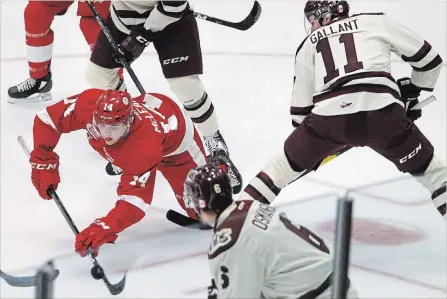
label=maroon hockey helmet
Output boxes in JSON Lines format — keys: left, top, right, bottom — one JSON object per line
{"left": 183, "top": 164, "right": 233, "bottom": 215}
{"left": 304, "top": 1, "right": 350, "bottom": 24}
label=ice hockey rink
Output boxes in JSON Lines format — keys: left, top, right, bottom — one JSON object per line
{"left": 1, "top": 0, "right": 446, "bottom": 298}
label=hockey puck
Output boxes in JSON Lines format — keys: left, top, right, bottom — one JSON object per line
{"left": 91, "top": 265, "right": 104, "bottom": 280}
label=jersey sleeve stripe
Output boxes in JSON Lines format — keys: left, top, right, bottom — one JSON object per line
{"left": 161, "top": 1, "right": 188, "bottom": 13}
{"left": 37, "top": 108, "right": 60, "bottom": 133}
{"left": 412, "top": 55, "right": 443, "bottom": 72}
{"left": 401, "top": 40, "right": 432, "bottom": 63}
{"left": 118, "top": 195, "right": 150, "bottom": 211}
{"left": 244, "top": 185, "right": 271, "bottom": 205}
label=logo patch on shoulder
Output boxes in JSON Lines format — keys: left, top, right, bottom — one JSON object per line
{"left": 209, "top": 228, "right": 233, "bottom": 256}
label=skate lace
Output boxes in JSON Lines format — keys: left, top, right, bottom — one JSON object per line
{"left": 17, "top": 78, "right": 37, "bottom": 92}
{"left": 205, "top": 132, "right": 228, "bottom": 156}
{"left": 204, "top": 136, "right": 218, "bottom": 155}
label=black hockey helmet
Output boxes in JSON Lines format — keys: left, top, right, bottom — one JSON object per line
{"left": 304, "top": 1, "right": 350, "bottom": 24}
{"left": 183, "top": 164, "right": 233, "bottom": 215}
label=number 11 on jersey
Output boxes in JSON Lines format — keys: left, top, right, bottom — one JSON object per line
{"left": 317, "top": 33, "right": 364, "bottom": 84}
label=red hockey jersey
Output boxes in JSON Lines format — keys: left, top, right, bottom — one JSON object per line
{"left": 33, "top": 88, "right": 195, "bottom": 232}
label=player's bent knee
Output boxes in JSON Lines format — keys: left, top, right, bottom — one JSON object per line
{"left": 167, "top": 75, "right": 205, "bottom": 105}
{"left": 24, "top": 2, "right": 54, "bottom": 30}
{"left": 85, "top": 62, "right": 123, "bottom": 90}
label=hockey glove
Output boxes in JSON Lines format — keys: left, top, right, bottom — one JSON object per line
{"left": 116, "top": 27, "right": 154, "bottom": 65}
{"left": 30, "top": 149, "right": 60, "bottom": 200}
{"left": 397, "top": 77, "right": 422, "bottom": 121}
{"left": 75, "top": 219, "right": 118, "bottom": 257}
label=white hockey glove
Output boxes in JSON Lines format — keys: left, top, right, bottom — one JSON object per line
{"left": 144, "top": 1, "right": 188, "bottom": 32}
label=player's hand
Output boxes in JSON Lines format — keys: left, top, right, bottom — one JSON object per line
{"left": 75, "top": 219, "right": 118, "bottom": 257}
{"left": 29, "top": 149, "right": 60, "bottom": 200}
{"left": 405, "top": 99, "right": 422, "bottom": 121}
{"left": 397, "top": 77, "right": 422, "bottom": 121}
{"left": 116, "top": 27, "right": 153, "bottom": 65}
{"left": 397, "top": 77, "right": 421, "bottom": 101}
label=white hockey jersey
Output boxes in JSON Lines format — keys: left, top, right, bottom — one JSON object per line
{"left": 291, "top": 13, "right": 443, "bottom": 126}
{"left": 109, "top": 0, "right": 189, "bottom": 34}
{"left": 208, "top": 200, "right": 358, "bottom": 299}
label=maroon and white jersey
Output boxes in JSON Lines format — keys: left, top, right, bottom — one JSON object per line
{"left": 291, "top": 13, "right": 443, "bottom": 126}
{"left": 208, "top": 200, "right": 359, "bottom": 299}
{"left": 110, "top": 0, "right": 189, "bottom": 34}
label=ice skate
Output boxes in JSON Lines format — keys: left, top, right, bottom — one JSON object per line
{"left": 8, "top": 72, "right": 52, "bottom": 104}
{"left": 205, "top": 131, "right": 243, "bottom": 194}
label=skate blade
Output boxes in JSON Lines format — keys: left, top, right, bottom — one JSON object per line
{"left": 7, "top": 92, "right": 52, "bottom": 104}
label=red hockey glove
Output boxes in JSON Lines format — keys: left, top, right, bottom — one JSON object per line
{"left": 30, "top": 149, "right": 60, "bottom": 200}
{"left": 75, "top": 219, "right": 118, "bottom": 257}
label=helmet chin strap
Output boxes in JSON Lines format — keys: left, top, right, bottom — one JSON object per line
{"left": 303, "top": 16, "right": 312, "bottom": 34}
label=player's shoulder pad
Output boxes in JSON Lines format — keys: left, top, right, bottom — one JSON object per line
{"left": 208, "top": 200, "right": 254, "bottom": 260}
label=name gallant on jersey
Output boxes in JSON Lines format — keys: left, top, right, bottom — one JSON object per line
{"left": 310, "top": 18, "right": 360, "bottom": 44}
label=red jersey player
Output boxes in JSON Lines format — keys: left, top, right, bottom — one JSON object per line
{"left": 7, "top": 0, "right": 111, "bottom": 103}
{"left": 29, "top": 88, "right": 206, "bottom": 256}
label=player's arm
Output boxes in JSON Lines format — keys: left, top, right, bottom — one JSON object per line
{"left": 210, "top": 244, "right": 264, "bottom": 298}
{"left": 74, "top": 149, "right": 162, "bottom": 257}
{"left": 291, "top": 38, "right": 316, "bottom": 127}
{"left": 30, "top": 91, "right": 91, "bottom": 200}
{"left": 33, "top": 91, "right": 90, "bottom": 151}
{"left": 380, "top": 15, "right": 443, "bottom": 91}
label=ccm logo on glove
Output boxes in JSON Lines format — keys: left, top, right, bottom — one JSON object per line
{"left": 31, "top": 163, "right": 58, "bottom": 170}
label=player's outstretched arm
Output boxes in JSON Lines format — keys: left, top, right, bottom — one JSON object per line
{"left": 30, "top": 91, "right": 90, "bottom": 200}
{"left": 75, "top": 152, "right": 161, "bottom": 257}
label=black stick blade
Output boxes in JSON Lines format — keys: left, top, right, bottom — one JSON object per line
{"left": 241, "top": 1, "right": 262, "bottom": 30}
{"left": 166, "top": 210, "right": 213, "bottom": 230}
{"left": 0, "top": 269, "right": 60, "bottom": 288}
{"left": 103, "top": 273, "right": 126, "bottom": 296}
{"left": 194, "top": 1, "right": 262, "bottom": 31}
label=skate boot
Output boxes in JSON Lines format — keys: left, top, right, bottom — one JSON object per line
{"left": 105, "top": 163, "right": 123, "bottom": 176}
{"left": 205, "top": 131, "right": 243, "bottom": 194}
{"left": 8, "top": 72, "right": 52, "bottom": 104}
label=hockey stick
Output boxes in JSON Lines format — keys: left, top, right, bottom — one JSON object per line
{"left": 0, "top": 269, "right": 60, "bottom": 288}
{"left": 17, "top": 137, "right": 126, "bottom": 296}
{"left": 166, "top": 95, "right": 437, "bottom": 229}
{"left": 194, "top": 1, "right": 262, "bottom": 31}
{"left": 85, "top": 0, "right": 146, "bottom": 94}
